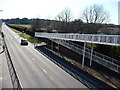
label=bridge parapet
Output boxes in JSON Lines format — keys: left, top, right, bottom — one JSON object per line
{"left": 35, "top": 33, "right": 120, "bottom": 46}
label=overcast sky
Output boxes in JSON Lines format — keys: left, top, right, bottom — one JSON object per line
{"left": 0, "top": 0, "right": 119, "bottom": 25}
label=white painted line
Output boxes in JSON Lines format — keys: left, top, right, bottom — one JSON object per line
{"left": 32, "top": 58, "right": 35, "bottom": 61}
{"left": 43, "top": 69, "right": 47, "bottom": 73}
{"left": 0, "top": 77, "right": 2, "bottom": 80}
{"left": 49, "top": 77, "right": 54, "bottom": 81}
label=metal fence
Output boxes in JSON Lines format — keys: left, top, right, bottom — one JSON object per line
{"left": 3, "top": 35, "right": 22, "bottom": 89}
{"left": 66, "top": 41, "right": 120, "bottom": 65}
{"left": 35, "top": 32, "right": 120, "bottom": 46}
{"left": 52, "top": 39, "right": 120, "bottom": 74}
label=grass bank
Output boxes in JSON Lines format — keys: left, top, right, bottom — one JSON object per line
{"left": 9, "top": 24, "right": 31, "bottom": 28}
{"left": 19, "top": 33, "right": 41, "bottom": 44}
{"left": 10, "top": 27, "right": 41, "bottom": 44}
{"left": 10, "top": 28, "right": 21, "bottom": 33}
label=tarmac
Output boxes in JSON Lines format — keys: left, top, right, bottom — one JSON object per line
{"left": 0, "top": 34, "right": 12, "bottom": 89}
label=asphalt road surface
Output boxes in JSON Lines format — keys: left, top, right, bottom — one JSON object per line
{"left": 2, "top": 23, "right": 88, "bottom": 88}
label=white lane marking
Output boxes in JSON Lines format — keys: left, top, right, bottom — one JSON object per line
{"left": 0, "top": 77, "right": 2, "bottom": 80}
{"left": 49, "top": 77, "right": 54, "bottom": 81}
{"left": 42, "top": 69, "right": 54, "bottom": 81}
{"left": 32, "top": 58, "right": 35, "bottom": 61}
{"left": 43, "top": 69, "right": 47, "bottom": 73}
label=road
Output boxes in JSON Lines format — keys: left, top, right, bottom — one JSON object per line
{"left": 2, "top": 23, "right": 87, "bottom": 88}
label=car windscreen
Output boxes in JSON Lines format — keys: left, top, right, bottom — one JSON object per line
{"left": 21, "top": 40, "right": 27, "bottom": 42}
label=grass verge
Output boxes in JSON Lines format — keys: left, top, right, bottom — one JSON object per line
{"left": 19, "top": 33, "right": 42, "bottom": 44}
{"left": 9, "top": 24, "right": 31, "bottom": 28}
{"left": 10, "top": 28, "right": 21, "bottom": 33}
{"left": 10, "top": 27, "right": 41, "bottom": 44}
{"left": 19, "top": 33, "right": 33, "bottom": 43}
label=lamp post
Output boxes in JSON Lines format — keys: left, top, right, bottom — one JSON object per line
{"left": 0, "top": 10, "right": 3, "bottom": 32}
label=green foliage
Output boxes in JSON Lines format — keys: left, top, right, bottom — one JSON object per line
{"left": 9, "top": 24, "right": 31, "bottom": 28}
{"left": 10, "top": 28, "right": 21, "bottom": 33}
{"left": 19, "top": 33, "right": 41, "bottom": 44}
{"left": 87, "top": 43, "right": 96, "bottom": 48}
{"left": 3, "top": 18, "right": 31, "bottom": 24}
{"left": 10, "top": 25, "right": 41, "bottom": 44}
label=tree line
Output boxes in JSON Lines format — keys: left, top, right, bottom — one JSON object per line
{"left": 3, "top": 4, "right": 120, "bottom": 34}
{"left": 4, "top": 4, "right": 120, "bottom": 61}
{"left": 30, "top": 4, "right": 112, "bottom": 34}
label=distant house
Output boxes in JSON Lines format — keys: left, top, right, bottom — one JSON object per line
{"left": 98, "top": 26, "right": 120, "bottom": 35}
{"left": 51, "top": 30, "right": 58, "bottom": 33}
{"left": 35, "top": 28, "right": 47, "bottom": 32}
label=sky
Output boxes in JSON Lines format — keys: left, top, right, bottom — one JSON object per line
{"left": 118, "top": 1, "right": 120, "bottom": 25}
{"left": 0, "top": 0, "right": 119, "bottom": 25}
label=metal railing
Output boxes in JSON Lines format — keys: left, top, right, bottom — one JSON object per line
{"left": 66, "top": 41, "right": 120, "bottom": 65}
{"left": 51, "top": 39, "right": 120, "bottom": 74}
{"left": 3, "top": 35, "right": 22, "bottom": 89}
{"left": 35, "top": 32, "right": 120, "bottom": 46}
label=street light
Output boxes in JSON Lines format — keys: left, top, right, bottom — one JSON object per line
{"left": 0, "top": 10, "right": 3, "bottom": 32}
{"left": 0, "top": 10, "right": 3, "bottom": 19}
{"left": 0, "top": 10, "right": 3, "bottom": 11}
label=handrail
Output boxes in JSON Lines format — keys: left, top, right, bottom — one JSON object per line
{"left": 66, "top": 41, "right": 120, "bottom": 65}
{"left": 35, "top": 32, "right": 120, "bottom": 46}
{"left": 51, "top": 39, "right": 120, "bottom": 74}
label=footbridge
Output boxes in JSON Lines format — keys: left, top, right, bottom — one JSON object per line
{"left": 35, "top": 33, "right": 120, "bottom": 46}
{"left": 35, "top": 32, "right": 120, "bottom": 74}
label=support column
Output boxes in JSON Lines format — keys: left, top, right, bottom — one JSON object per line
{"left": 82, "top": 41, "right": 86, "bottom": 67}
{"left": 90, "top": 45, "right": 94, "bottom": 66}
{"left": 36, "top": 37, "right": 38, "bottom": 46}
{"left": 34, "top": 36, "right": 35, "bottom": 47}
{"left": 51, "top": 40, "right": 53, "bottom": 51}
{"left": 34, "top": 36, "right": 37, "bottom": 47}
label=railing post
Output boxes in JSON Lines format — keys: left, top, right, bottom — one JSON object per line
{"left": 82, "top": 41, "right": 86, "bottom": 67}
{"left": 106, "top": 36, "right": 109, "bottom": 44}
{"left": 114, "top": 36, "right": 116, "bottom": 44}
{"left": 98, "top": 36, "right": 101, "bottom": 42}
{"left": 116, "top": 36, "right": 118, "bottom": 44}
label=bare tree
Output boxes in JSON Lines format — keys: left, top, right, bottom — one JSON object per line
{"left": 55, "top": 8, "right": 73, "bottom": 32}
{"left": 80, "top": 4, "right": 110, "bottom": 34}
{"left": 81, "top": 4, "right": 110, "bottom": 24}
{"left": 56, "top": 8, "right": 73, "bottom": 22}
{"left": 31, "top": 18, "right": 41, "bottom": 32}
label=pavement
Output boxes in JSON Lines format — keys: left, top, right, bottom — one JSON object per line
{"left": 0, "top": 30, "right": 12, "bottom": 89}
